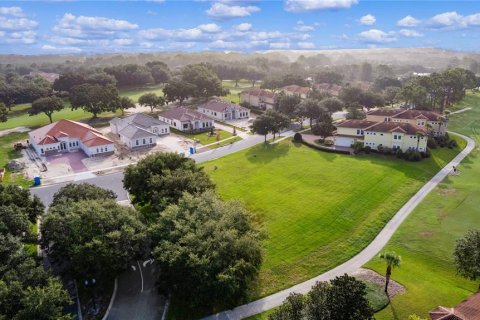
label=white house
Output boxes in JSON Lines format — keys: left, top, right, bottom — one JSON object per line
{"left": 110, "top": 113, "right": 170, "bottom": 149}
{"left": 159, "top": 107, "right": 214, "bottom": 133}
{"left": 28, "top": 119, "right": 114, "bottom": 157}
{"left": 197, "top": 99, "right": 250, "bottom": 121}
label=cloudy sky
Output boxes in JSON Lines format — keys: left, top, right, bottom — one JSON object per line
{"left": 0, "top": 0, "right": 480, "bottom": 54}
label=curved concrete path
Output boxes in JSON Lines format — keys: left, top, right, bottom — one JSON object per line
{"left": 203, "top": 131, "right": 476, "bottom": 320}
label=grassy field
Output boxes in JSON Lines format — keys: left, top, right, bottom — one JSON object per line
{"left": 0, "top": 132, "right": 30, "bottom": 187}
{"left": 223, "top": 79, "right": 258, "bottom": 104}
{"left": 119, "top": 84, "right": 165, "bottom": 102}
{"left": 365, "top": 92, "right": 480, "bottom": 319}
{"left": 172, "top": 128, "right": 235, "bottom": 145}
{"left": 203, "top": 135, "right": 463, "bottom": 301}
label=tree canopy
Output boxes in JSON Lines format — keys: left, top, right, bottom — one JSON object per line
{"left": 454, "top": 230, "right": 480, "bottom": 281}
{"left": 138, "top": 93, "right": 165, "bottom": 113}
{"left": 29, "top": 96, "right": 65, "bottom": 123}
{"left": 0, "top": 103, "right": 7, "bottom": 122}
{"left": 180, "top": 63, "right": 227, "bottom": 98}
{"left": 41, "top": 199, "right": 147, "bottom": 280}
{"left": 69, "top": 83, "right": 120, "bottom": 118}
{"left": 162, "top": 79, "right": 196, "bottom": 103}
{"left": 123, "top": 152, "right": 215, "bottom": 217}
{"left": 50, "top": 183, "right": 117, "bottom": 207}
{"left": 150, "top": 191, "right": 263, "bottom": 309}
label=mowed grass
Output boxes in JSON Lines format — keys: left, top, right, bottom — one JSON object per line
{"left": 365, "top": 92, "right": 480, "bottom": 320}
{"left": 172, "top": 128, "right": 235, "bottom": 146}
{"left": 0, "top": 132, "right": 30, "bottom": 187}
{"left": 223, "top": 79, "right": 258, "bottom": 104}
{"left": 204, "top": 138, "right": 463, "bottom": 299}
{"left": 119, "top": 84, "right": 165, "bottom": 102}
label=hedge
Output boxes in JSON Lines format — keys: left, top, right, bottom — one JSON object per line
{"left": 300, "top": 139, "right": 351, "bottom": 155}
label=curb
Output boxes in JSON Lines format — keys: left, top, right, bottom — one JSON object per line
{"left": 101, "top": 278, "right": 118, "bottom": 320}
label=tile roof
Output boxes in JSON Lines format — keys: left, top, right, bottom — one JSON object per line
{"left": 29, "top": 119, "right": 112, "bottom": 147}
{"left": 240, "top": 88, "right": 276, "bottom": 99}
{"left": 198, "top": 99, "right": 247, "bottom": 113}
{"left": 282, "top": 85, "right": 312, "bottom": 95}
{"left": 336, "top": 120, "right": 379, "bottom": 129}
{"left": 160, "top": 107, "right": 211, "bottom": 122}
{"left": 366, "top": 121, "right": 427, "bottom": 135}
{"left": 367, "top": 109, "right": 405, "bottom": 117}
{"left": 430, "top": 291, "right": 480, "bottom": 320}
{"left": 367, "top": 109, "right": 444, "bottom": 121}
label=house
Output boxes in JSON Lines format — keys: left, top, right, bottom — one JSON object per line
{"left": 110, "top": 113, "right": 170, "bottom": 149}
{"left": 197, "top": 99, "right": 250, "bottom": 121}
{"left": 239, "top": 88, "right": 276, "bottom": 110}
{"left": 366, "top": 109, "right": 447, "bottom": 137}
{"left": 335, "top": 119, "right": 428, "bottom": 152}
{"left": 313, "top": 83, "right": 342, "bottom": 96}
{"left": 29, "top": 119, "right": 114, "bottom": 157}
{"left": 159, "top": 107, "right": 214, "bottom": 133}
{"left": 430, "top": 291, "right": 480, "bottom": 320}
{"left": 281, "top": 85, "right": 311, "bottom": 99}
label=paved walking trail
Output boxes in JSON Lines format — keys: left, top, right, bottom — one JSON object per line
{"left": 203, "top": 131, "right": 475, "bottom": 320}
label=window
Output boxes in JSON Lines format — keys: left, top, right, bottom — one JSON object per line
{"left": 150, "top": 138, "right": 153, "bottom": 143}
{"left": 153, "top": 128, "right": 158, "bottom": 133}
{"left": 143, "top": 139, "right": 146, "bottom": 144}
{"left": 41, "top": 148, "right": 44, "bottom": 154}
{"left": 183, "top": 124, "right": 188, "bottom": 129}
{"left": 136, "top": 140, "right": 139, "bottom": 146}
{"left": 380, "top": 133, "right": 383, "bottom": 136}
{"left": 96, "top": 148, "right": 99, "bottom": 153}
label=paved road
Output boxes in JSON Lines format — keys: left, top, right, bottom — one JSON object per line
{"left": 30, "top": 172, "right": 128, "bottom": 208}
{"left": 106, "top": 260, "right": 166, "bottom": 320}
{"left": 203, "top": 131, "right": 476, "bottom": 320}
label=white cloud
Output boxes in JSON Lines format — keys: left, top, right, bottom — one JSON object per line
{"left": 359, "top": 29, "right": 396, "bottom": 43}
{"left": 285, "top": 0, "right": 358, "bottom": 12}
{"left": 139, "top": 27, "right": 205, "bottom": 41}
{"left": 398, "top": 29, "right": 424, "bottom": 37}
{"left": 359, "top": 14, "right": 376, "bottom": 26}
{"left": 235, "top": 23, "right": 252, "bottom": 31}
{"left": 41, "top": 44, "right": 82, "bottom": 53}
{"left": 294, "top": 21, "right": 315, "bottom": 32}
{"left": 428, "top": 11, "right": 480, "bottom": 29}
{"left": 0, "top": 6, "right": 24, "bottom": 17}
{"left": 112, "top": 38, "right": 134, "bottom": 46}
{"left": 397, "top": 15, "right": 420, "bottom": 27}
{"left": 206, "top": 3, "right": 260, "bottom": 19}
{"left": 298, "top": 41, "right": 315, "bottom": 48}
{"left": 198, "top": 23, "right": 222, "bottom": 33}
{"left": 3, "top": 30, "right": 36, "bottom": 44}
{"left": 269, "top": 42, "right": 291, "bottom": 49}
{"left": 0, "top": 16, "right": 38, "bottom": 31}
{"left": 53, "top": 13, "right": 138, "bottom": 37}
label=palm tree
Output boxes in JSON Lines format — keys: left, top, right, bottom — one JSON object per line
{"left": 379, "top": 251, "right": 401, "bottom": 294}
{"left": 416, "top": 132, "right": 425, "bottom": 150}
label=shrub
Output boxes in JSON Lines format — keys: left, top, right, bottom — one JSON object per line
{"left": 364, "top": 146, "right": 371, "bottom": 154}
{"left": 396, "top": 148, "right": 403, "bottom": 159}
{"left": 324, "top": 140, "right": 334, "bottom": 146}
{"left": 293, "top": 132, "right": 303, "bottom": 143}
{"left": 301, "top": 140, "right": 351, "bottom": 155}
{"left": 448, "top": 139, "right": 458, "bottom": 149}
{"left": 427, "top": 137, "right": 438, "bottom": 149}
{"left": 351, "top": 141, "right": 364, "bottom": 154}
{"left": 408, "top": 151, "right": 422, "bottom": 162}
{"left": 377, "top": 145, "right": 384, "bottom": 154}
{"left": 383, "top": 147, "right": 393, "bottom": 155}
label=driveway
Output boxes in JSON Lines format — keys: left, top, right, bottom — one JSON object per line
{"left": 47, "top": 152, "right": 88, "bottom": 173}
{"left": 106, "top": 260, "right": 166, "bottom": 320}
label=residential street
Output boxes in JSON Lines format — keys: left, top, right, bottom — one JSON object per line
{"left": 202, "top": 131, "right": 476, "bottom": 320}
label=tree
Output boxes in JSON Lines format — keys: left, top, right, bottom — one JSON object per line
{"left": 181, "top": 63, "right": 226, "bottom": 98}
{"left": 339, "top": 86, "right": 363, "bottom": 109}
{"left": 269, "top": 293, "right": 305, "bottom": 320}
{"left": 359, "top": 90, "right": 384, "bottom": 110}
{"left": 251, "top": 113, "right": 273, "bottom": 143}
{"left": 454, "top": 230, "right": 480, "bottom": 281}
{"left": 383, "top": 86, "right": 401, "bottom": 106}
{"left": 150, "top": 191, "right": 263, "bottom": 309}
{"left": 312, "top": 114, "right": 335, "bottom": 139}
{"left": 0, "top": 103, "right": 7, "bottom": 122}
{"left": 123, "top": 152, "right": 215, "bottom": 216}
{"left": 29, "top": 96, "right": 65, "bottom": 123}
{"left": 360, "top": 62, "right": 373, "bottom": 82}
{"left": 53, "top": 71, "right": 116, "bottom": 93}
{"left": 0, "top": 184, "right": 44, "bottom": 223}
{"left": 346, "top": 107, "right": 366, "bottom": 120}
{"left": 50, "top": 183, "right": 116, "bottom": 207}
{"left": 118, "top": 96, "right": 135, "bottom": 115}
{"left": 0, "top": 235, "right": 71, "bottom": 320}
{"left": 104, "top": 64, "right": 153, "bottom": 87}
{"left": 314, "top": 71, "right": 343, "bottom": 85}
{"left": 378, "top": 251, "right": 401, "bottom": 293}
{"left": 0, "top": 205, "right": 31, "bottom": 238}
{"left": 270, "top": 109, "right": 291, "bottom": 140}
{"left": 326, "top": 275, "right": 373, "bottom": 319}
{"left": 41, "top": 199, "right": 147, "bottom": 280}
{"left": 274, "top": 92, "right": 301, "bottom": 119}
{"left": 298, "top": 99, "right": 326, "bottom": 127}
{"left": 373, "top": 77, "right": 402, "bottom": 91}
{"left": 69, "top": 83, "right": 120, "bottom": 118}
{"left": 138, "top": 93, "right": 165, "bottom": 113}
{"left": 319, "top": 97, "right": 344, "bottom": 114}
{"left": 146, "top": 61, "right": 170, "bottom": 84}
{"left": 162, "top": 79, "right": 196, "bottom": 104}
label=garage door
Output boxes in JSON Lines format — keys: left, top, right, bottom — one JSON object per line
{"left": 335, "top": 137, "right": 353, "bottom": 147}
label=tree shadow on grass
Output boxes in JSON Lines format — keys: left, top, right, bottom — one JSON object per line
{"left": 245, "top": 142, "right": 290, "bottom": 164}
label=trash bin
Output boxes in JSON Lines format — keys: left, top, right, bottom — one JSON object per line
{"left": 33, "top": 176, "right": 41, "bottom": 186}
{"left": 189, "top": 147, "right": 195, "bottom": 155}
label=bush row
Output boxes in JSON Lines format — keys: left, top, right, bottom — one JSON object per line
{"left": 299, "top": 139, "right": 351, "bottom": 155}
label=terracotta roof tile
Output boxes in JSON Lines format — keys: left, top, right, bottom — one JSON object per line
{"left": 367, "top": 121, "right": 427, "bottom": 135}
{"left": 336, "top": 120, "right": 378, "bottom": 129}
{"left": 240, "top": 88, "right": 276, "bottom": 99}
{"left": 282, "top": 85, "right": 311, "bottom": 95}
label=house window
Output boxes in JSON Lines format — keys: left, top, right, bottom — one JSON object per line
{"left": 153, "top": 128, "right": 158, "bottom": 133}
{"left": 143, "top": 139, "right": 146, "bottom": 144}
{"left": 356, "top": 129, "right": 361, "bottom": 135}
{"left": 41, "top": 148, "right": 44, "bottom": 154}
{"left": 150, "top": 138, "right": 153, "bottom": 143}
{"left": 183, "top": 124, "right": 189, "bottom": 129}
{"left": 96, "top": 148, "right": 99, "bottom": 153}
{"left": 136, "top": 140, "right": 139, "bottom": 146}
{"left": 380, "top": 133, "right": 383, "bottom": 136}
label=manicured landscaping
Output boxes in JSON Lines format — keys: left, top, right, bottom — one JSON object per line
{"left": 119, "top": 84, "right": 165, "bottom": 102}
{"left": 172, "top": 128, "right": 235, "bottom": 146}
{"left": 204, "top": 136, "right": 464, "bottom": 300}
{"left": 365, "top": 92, "right": 480, "bottom": 319}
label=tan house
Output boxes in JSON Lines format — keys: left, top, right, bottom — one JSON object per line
{"left": 281, "top": 85, "right": 311, "bottom": 99}
{"left": 366, "top": 109, "right": 447, "bottom": 137}
{"left": 197, "top": 99, "right": 250, "bottom": 121}
{"left": 159, "top": 107, "right": 214, "bottom": 133}
{"left": 335, "top": 119, "right": 428, "bottom": 152}
{"left": 239, "top": 88, "right": 275, "bottom": 110}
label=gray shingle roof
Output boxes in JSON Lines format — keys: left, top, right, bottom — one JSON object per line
{"left": 118, "top": 125, "right": 156, "bottom": 140}
{"left": 160, "top": 107, "right": 211, "bottom": 121}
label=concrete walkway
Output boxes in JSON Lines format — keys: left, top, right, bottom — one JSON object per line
{"left": 203, "top": 131, "right": 476, "bottom": 320}
{"left": 449, "top": 107, "right": 472, "bottom": 115}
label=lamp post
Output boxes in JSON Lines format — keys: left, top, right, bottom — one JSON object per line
{"left": 84, "top": 278, "right": 98, "bottom": 315}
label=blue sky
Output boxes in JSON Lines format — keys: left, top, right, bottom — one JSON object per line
{"left": 1, "top": 0, "right": 480, "bottom": 54}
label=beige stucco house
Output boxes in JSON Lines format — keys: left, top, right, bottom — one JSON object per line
{"left": 239, "top": 88, "right": 276, "bottom": 110}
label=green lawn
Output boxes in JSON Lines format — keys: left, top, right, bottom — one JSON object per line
{"left": 172, "top": 128, "right": 235, "bottom": 146}
{"left": 0, "top": 132, "right": 30, "bottom": 187}
{"left": 223, "top": 79, "right": 258, "bottom": 104}
{"left": 119, "top": 84, "right": 165, "bottom": 102}
{"left": 204, "top": 137, "right": 463, "bottom": 300}
{"left": 364, "top": 93, "right": 480, "bottom": 319}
